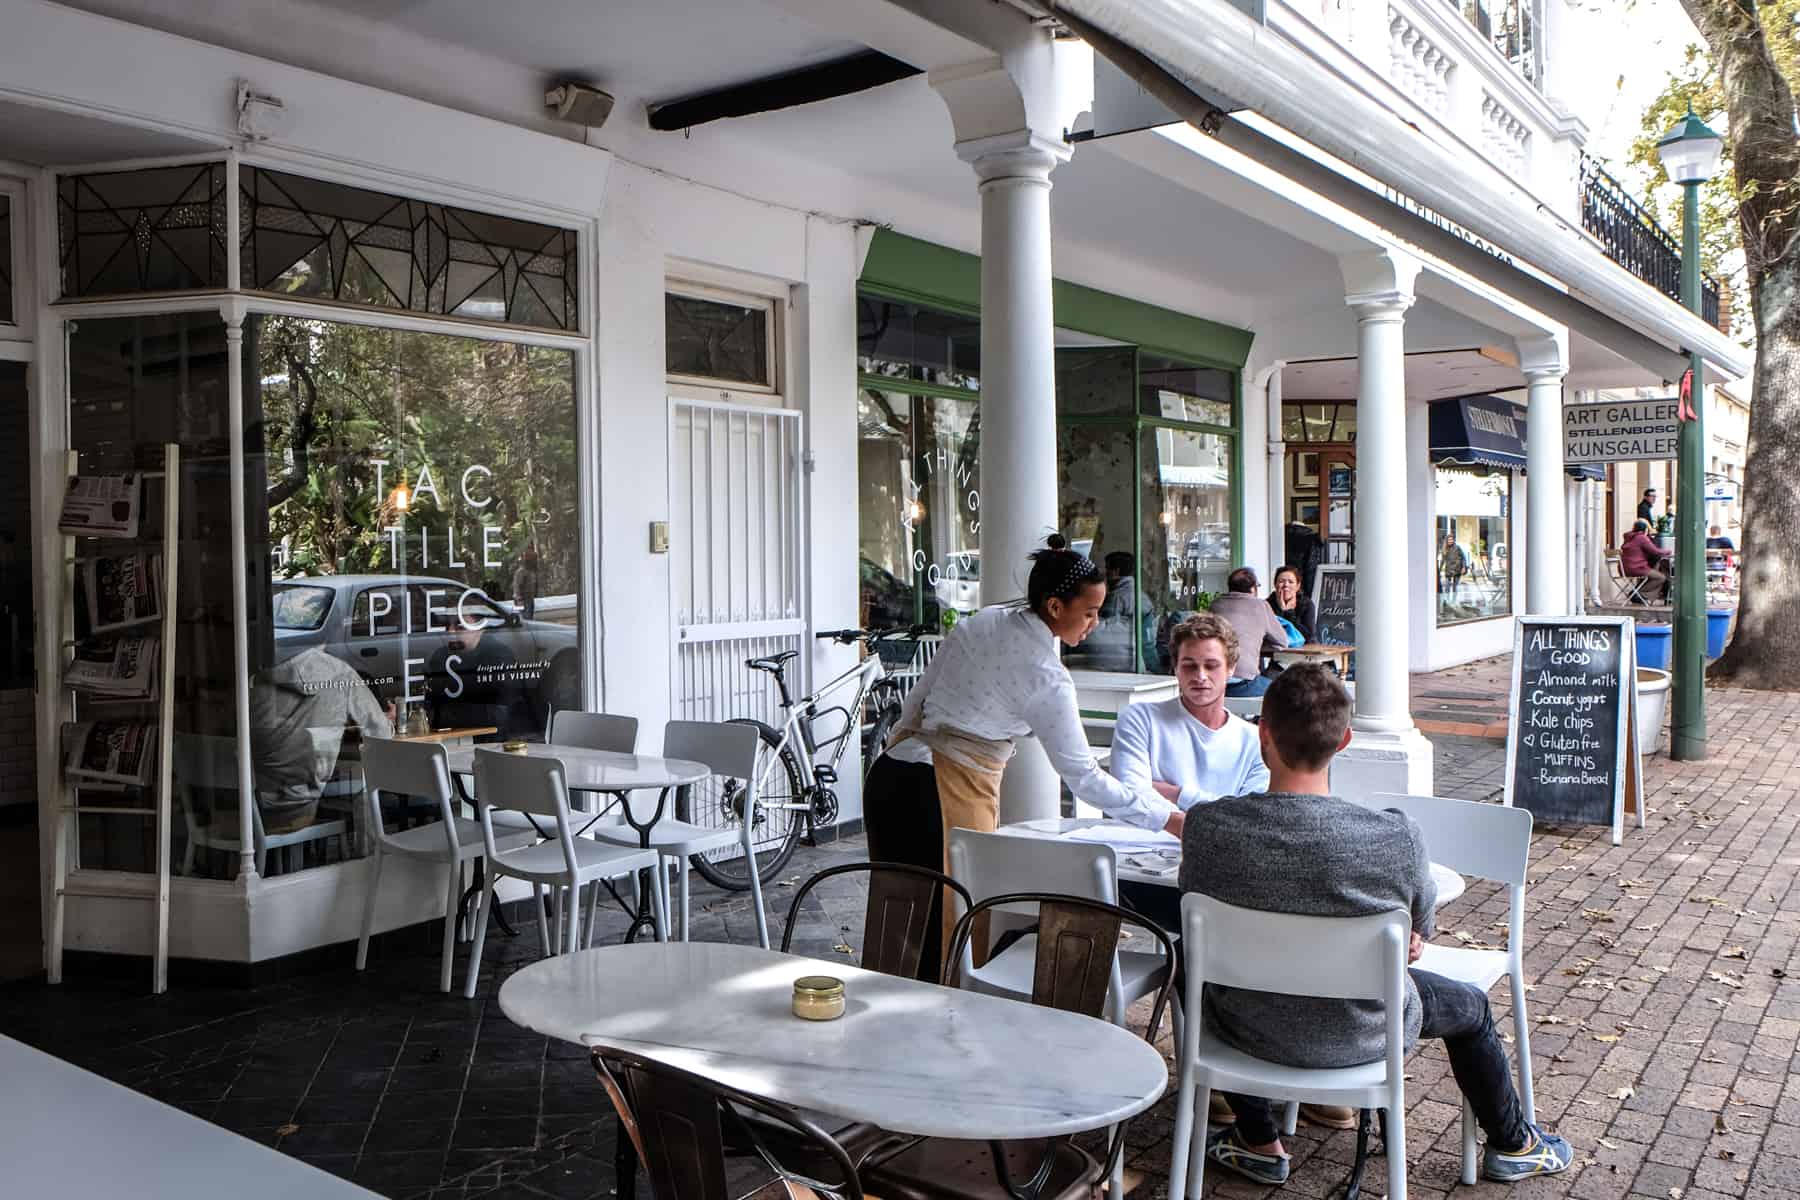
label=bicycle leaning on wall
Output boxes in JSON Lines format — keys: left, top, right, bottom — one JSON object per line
{"left": 679, "top": 625, "right": 929, "bottom": 890}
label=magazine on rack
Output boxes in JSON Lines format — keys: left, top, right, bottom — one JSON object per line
{"left": 63, "top": 719, "right": 159, "bottom": 786}
{"left": 58, "top": 474, "right": 141, "bottom": 539}
{"left": 64, "top": 635, "right": 160, "bottom": 699}
{"left": 75, "top": 552, "right": 163, "bottom": 634}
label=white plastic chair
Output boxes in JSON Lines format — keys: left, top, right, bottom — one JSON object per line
{"left": 591, "top": 720, "right": 770, "bottom": 948}
{"left": 1168, "top": 893, "right": 1415, "bottom": 1200}
{"left": 463, "top": 750, "right": 662, "bottom": 997}
{"left": 355, "top": 738, "right": 536, "bottom": 993}
{"left": 947, "top": 828, "right": 1175, "bottom": 1030}
{"left": 174, "top": 733, "right": 347, "bottom": 878}
{"left": 546, "top": 709, "right": 673, "bottom": 945}
{"left": 1361, "top": 791, "right": 1537, "bottom": 1177}
{"left": 548, "top": 710, "right": 639, "bottom": 755}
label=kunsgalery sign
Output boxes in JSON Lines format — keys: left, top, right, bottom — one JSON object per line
{"left": 1561, "top": 398, "right": 1680, "bottom": 465}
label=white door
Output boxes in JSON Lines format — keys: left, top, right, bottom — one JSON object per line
{"left": 669, "top": 398, "right": 805, "bottom": 729}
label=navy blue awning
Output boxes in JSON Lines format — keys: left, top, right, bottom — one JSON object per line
{"left": 1429, "top": 395, "right": 1605, "bottom": 480}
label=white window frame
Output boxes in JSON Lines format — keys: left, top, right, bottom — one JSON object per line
{"left": 664, "top": 277, "right": 784, "bottom": 402}
{"left": 0, "top": 171, "right": 30, "bottom": 348}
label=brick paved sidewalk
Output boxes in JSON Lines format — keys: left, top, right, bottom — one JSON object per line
{"left": 1121, "top": 683, "right": 1800, "bottom": 1199}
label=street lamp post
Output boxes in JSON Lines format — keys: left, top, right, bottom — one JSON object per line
{"left": 1655, "top": 107, "right": 1724, "bottom": 762}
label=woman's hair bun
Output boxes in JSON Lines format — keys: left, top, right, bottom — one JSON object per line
{"left": 1045, "top": 532, "right": 1068, "bottom": 551}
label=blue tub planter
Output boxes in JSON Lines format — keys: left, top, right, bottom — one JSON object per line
{"left": 1707, "top": 609, "right": 1734, "bottom": 659}
{"left": 1636, "top": 623, "right": 1672, "bottom": 670}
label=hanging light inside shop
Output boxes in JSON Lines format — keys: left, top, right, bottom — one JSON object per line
{"left": 389, "top": 468, "right": 412, "bottom": 512}
{"left": 910, "top": 499, "right": 926, "bottom": 523}
{"left": 1159, "top": 510, "right": 1174, "bottom": 525}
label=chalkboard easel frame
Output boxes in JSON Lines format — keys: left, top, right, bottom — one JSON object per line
{"left": 1311, "top": 563, "right": 1356, "bottom": 647}
{"left": 1503, "top": 615, "right": 1645, "bottom": 846}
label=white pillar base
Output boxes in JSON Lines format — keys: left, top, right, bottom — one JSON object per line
{"left": 1331, "top": 725, "right": 1436, "bottom": 800}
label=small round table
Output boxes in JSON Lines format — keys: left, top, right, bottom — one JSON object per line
{"left": 499, "top": 941, "right": 1169, "bottom": 1139}
{"left": 445, "top": 744, "right": 710, "bottom": 942}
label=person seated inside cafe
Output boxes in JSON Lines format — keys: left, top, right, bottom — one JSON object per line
{"left": 1620, "top": 519, "right": 1672, "bottom": 604}
{"left": 1265, "top": 565, "right": 1316, "bottom": 644}
{"left": 250, "top": 646, "right": 394, "bottom": 834}
{"left": 1206, "top": 567, "right": 1289, "bottom": 697}
{"left": 1180, "top": 664, "right": 1572, "bottom": 1186}
{"left": 1108, "top": 613, "right": 1266, "bottom": 925}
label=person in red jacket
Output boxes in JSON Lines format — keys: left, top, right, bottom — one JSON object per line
{"left": 1620, "top": 520, "right": 1672, "bottom": 603}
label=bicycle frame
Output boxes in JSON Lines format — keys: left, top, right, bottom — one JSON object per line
{"left": 755, "top": 652, "right": 887, "bottom": 807}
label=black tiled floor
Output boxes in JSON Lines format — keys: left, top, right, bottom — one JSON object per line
{"left": 0, "top": 834, "right": 870, "bottom": 1199}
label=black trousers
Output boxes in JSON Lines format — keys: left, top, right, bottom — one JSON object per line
{"left": 861, "top": 753, "right": 945, "bottom": 981}
{"left": 1225, "top": 969, "right": 1530, "bottom": 1151}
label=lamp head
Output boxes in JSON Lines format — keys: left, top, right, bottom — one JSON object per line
{"left": 1655, "top": 106, "right": 1725, "bottom": 185}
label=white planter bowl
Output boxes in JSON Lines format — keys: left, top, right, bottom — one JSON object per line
{"left": 1637, "top": 667, "right": 1671, "bottom": 756}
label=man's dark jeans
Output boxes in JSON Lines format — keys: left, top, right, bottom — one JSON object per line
{"left": 1223, "top": 969, "right": 1529, "bottom": 1152}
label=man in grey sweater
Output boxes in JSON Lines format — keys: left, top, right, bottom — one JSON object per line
{"left": 1180, "top": 665, "right": 1571, "bottom": 1185}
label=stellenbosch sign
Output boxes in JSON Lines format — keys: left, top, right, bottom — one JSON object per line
{"left": 1562, "top": 398, "right": 1680, "bottom": 465}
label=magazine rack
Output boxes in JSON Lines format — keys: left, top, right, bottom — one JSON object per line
{"left": 48, "top": 443, "right": 180, "bottom": 994}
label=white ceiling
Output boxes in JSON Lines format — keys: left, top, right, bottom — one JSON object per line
{"left": 0, "top": 100, "right": 221, "bottom": 166}
{"left": 1282, "top": 348, "right": 1526, "bottom": 403}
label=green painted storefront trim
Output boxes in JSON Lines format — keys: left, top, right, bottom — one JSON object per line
{"left": 860, "top": 229, "right": 1254, "bottom": 369}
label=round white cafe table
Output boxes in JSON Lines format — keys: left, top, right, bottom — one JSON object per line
{"left": 443, "top": 743, "right": 710, "bottom": 793}
{"left": 499, "top": 941, "right": 1169, "bottom": 1141}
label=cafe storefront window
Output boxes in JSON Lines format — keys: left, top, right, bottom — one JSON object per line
{"left": 54, "top": 160, "right": 588, "bottom": 887}
{"left": 1435, "top": 467, "right": 1513, "bottom": 625}
{"left": 856, "top": 297, "right": 982, "bottom": 630}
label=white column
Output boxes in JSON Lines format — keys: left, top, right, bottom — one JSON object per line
{"left": 1265, "top": 367, "right": 1286, "bottom": 574}
{"left": 1342, "top": 251, "right": 1419, "bottom": 733}
{"left": 224, "top": 303, "right": 259, "bottom": 883}
{"left": 933, "top": 50, "right": 1073, "bottom": 822}
{"left": 1519, "top": 332, "right": 1570, "bottom": 615}
{"left": 962, "top": 134, "right": 1069, "bottom": 605}
{"left": 1335, "top": 250, "right": 1433, "bottom": 797}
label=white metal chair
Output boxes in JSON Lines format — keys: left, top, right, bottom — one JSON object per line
{"left": 1361, "top": 791, "right": 1537, "bottom": 1178}
{"left": 947, "top": 828, "right": 1175, "bottom": 1030}
{"left": 463, "top": 750, "right": 662, "bottom": 997}
{"left": 355, "top": 738, "right": 536, "bottom": 993}
{"left": 591, "top": 720, "right": 770, "bottom": 948}
{"left": 174, "top": 733, "right": 347, "bottom": 878}
{"left": 1168, "top": 893, "right": 1417, "bottom": 1200}
{"left": 1607, "top": 553, "right": 1653, "bottom": 606}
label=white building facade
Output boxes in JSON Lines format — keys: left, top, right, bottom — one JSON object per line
{"left": 0, "top": 0, "right": 1743, "bottom": 971}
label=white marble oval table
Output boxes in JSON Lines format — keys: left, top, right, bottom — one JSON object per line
{"left": 498, "top": 941, "right": 1169, "bottom": 1141}
{"left": 443, "top": 743, "right": 710, "bottom": 793}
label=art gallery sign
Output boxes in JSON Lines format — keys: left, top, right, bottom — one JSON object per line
{"left": 1562, "top": 398, "right": 1680, "bottom": 465}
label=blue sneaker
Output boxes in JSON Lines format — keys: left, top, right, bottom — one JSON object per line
{"left": 1205, "top": 1124, "right": 1290, "bottom": 1185}
{"left": 1483, "top": 1123, "right": 1573, "bottom": 1182}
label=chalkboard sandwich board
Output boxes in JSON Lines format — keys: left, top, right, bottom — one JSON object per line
{"left": 1504, "top": 615, "right": 1644, "bottom": 845}
{"left": 1312, "top": 564, "right": 1356, "bottom": 648}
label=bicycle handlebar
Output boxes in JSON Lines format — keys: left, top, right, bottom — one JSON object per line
{"left": 813, "top": 624, "right": 932, "bottom": 644}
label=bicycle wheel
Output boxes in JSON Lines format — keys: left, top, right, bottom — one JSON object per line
{"left": 679, "top": 718, "right": 807, "bottom": 891}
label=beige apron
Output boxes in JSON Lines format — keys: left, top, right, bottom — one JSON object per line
{"left": 887, "top": 723, "right": 1012, "bottom": 969}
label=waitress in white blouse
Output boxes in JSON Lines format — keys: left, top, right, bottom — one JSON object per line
{"left": 865, "top": 534, "right": 1178, "bottom": 977}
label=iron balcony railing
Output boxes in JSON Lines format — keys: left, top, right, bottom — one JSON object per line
{"left": 1580, "top": 155, "right": 1723, "bottom": 330}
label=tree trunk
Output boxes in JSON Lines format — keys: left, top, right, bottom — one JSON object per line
{"left": 1710, "top": 261, "right": 1800, "bottom": 685}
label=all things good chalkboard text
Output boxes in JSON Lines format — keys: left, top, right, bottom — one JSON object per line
{"left": 1504, "top": 615, "right": 1643, "bottom": 846}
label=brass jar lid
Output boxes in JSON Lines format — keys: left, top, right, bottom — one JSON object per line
{"left": 792, "top": 975, "right": 845, "bottom": 998}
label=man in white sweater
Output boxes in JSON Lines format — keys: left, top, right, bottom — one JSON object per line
{"left": 1110, "top": 612, "right": 1269, "bottom": 813}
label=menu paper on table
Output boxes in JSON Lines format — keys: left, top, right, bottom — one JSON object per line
{"left": 1503, "top": 616, "right": 1643, "bottom": 845}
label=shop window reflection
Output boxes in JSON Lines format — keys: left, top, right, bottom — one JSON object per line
{"left": 856, "top": 387, "right": 980, "bottom": 630}
{"left": 1058, "top": 424, "right": 1137, "bottom": 671}
{"left": 1143, "top": 428, "right": 1233, "bottom": 672}
{"left": 1435, "top": 467, "right": 1512, "bottom": 625}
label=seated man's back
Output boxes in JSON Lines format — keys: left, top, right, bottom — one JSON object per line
{"left": 1179, "top": 792, "right": 1434, "bottom": 1068}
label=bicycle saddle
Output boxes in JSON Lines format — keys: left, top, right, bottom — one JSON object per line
{"left": 746, "top": 650, "right": 800, "bottom": 672}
